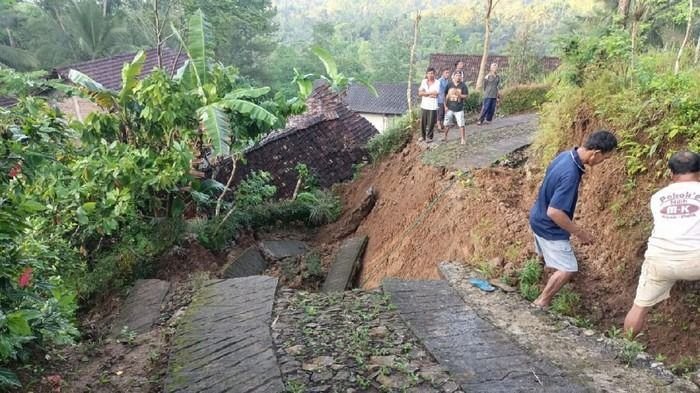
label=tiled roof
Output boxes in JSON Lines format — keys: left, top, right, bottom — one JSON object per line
{"left": 216, "top": 84, "right": 379, "bottom": 198}
{"left": 428, "top": 53, "right": 560, "bottom": 85}
{"left": 52, "top": 47, "right": 188, "bottom": 91}
{"left": 343, "top": 83, "right": 419, "bottom": 115}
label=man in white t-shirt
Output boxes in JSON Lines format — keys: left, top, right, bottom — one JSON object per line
{"left": 418, "top": 67, "right": 440, "bottom": 142}
{"left": 624, "top": 151, "right": 700, "bottom": 336}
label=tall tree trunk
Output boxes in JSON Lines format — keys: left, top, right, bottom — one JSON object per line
{"left": 103, "top": 0, "right": 108, "bottom": 17}
{"left": 407, "top": 11, "right": 420, "bottom": 121}
{"left": 675, "top": 0, "right": 693, "bottom": 74}
{"left": 694, "top": 31, "right": 700, "bottom": 64}
{"left": 476, "top": 0, "right": 494, "bottom": 91}
{"left": 618, "top": 0, "right": 631, "bottom": 27}
{"left": 154, "top": 0, "right": 163, "bottom": 68}
{"left": 5, "top": 28, "right": 15, "bottom": 47}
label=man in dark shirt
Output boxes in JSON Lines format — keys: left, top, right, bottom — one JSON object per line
{"left": 529, "top": 131, "right": 618, "bottom": 308}
{"left": 478, "top": 62, "right": 501, "bottom": 125}
{"left": 443, "top": 72, "right": 468, "bottom": 144}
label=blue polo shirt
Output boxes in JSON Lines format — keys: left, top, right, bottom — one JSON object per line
{"left": 529, "top": 148, "right": 585, "bottom": 240}
{"left": 437, "top": 77, "right": 449, "bottom": 105}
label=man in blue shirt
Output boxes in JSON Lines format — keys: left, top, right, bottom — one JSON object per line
{"left": 529, "top": 130, "right": 618, "bottom": 308}
{"left": 436, "top": 68, "right": 450, "bottom": 135}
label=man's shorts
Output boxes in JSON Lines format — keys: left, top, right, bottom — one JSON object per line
{"left": 444, "top": 109, "right": 465, "bottom": 127}
{"left": 437, "top": 105, "right": 446, "bottom": 123}
{"left": 633, "top": 254, "right": 700, "bottom": 307}
{"left": 533, "top": 234, "right": 578, "bottom": 272}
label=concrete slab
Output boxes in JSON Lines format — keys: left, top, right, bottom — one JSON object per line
{"left": 258, "top": 240, "right": 307, "bottom": 260}
{"left": 383, "top": 278, "right": 589, "bottom": 392}
{"left": 165, "top": 276, "right": 284, "bottom": 393}
{"left": 222, "top": 247, "right": 268, "bottom": 278}
{"left": 110, "top": 279, "right": 170, "bottom": 337}
{"left": 322, "top": 236, "right": 368, "bottom": 292}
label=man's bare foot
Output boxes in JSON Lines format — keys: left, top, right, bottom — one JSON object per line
{"left": 460, "top": 139, "right": 465, "bottom": 145}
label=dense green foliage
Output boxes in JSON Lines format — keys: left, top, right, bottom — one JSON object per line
{"left": 267, "top": 0, "right": 600, "bottom": 91}
{"left": 537, "top": 27, "right": 700, "bottom": 179}
{"left": 0, "top": 0, "right": 277, "bottom": 81}
{"left": 0, "top": 10, "right": 309, "bottom": 387}
{"left": 498, "top": 84, "right": 550, "bottom": 115}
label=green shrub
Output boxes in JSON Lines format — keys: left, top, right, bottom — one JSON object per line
{"left": 550, "top": 286, "right": 581, "bottom": 316}
{"left": 367, "top": 112, "right": 416, "bottom": 161}
{"left": 518, "top": 258, "right": 543, "bottom": 301}
{"left": 498, "top": 84, "right": 550, "bottom": 115}
{"left": 620, "top": 337, "right": 645, "bottom": 366}
{"left": 234, "top": 171, "right": 277, "bottom": 209}
{"left": 464, "top": 90, "right": 483, "bottom": 113}
{"left": 196, "top": 189, "right": 342, "bottom": 251}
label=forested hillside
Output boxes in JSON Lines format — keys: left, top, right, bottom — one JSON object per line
{"left": 267, "top": 0, "right": 599, "bottom": 89}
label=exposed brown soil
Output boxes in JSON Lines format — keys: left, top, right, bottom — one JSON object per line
{"left": 319, "top": 137, "right": 700, "bottom": 365}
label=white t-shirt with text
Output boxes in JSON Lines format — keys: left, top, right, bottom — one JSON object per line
{"left": 419, "top": 79, "right": 440, "bottom": 111}
{"left": 646, "top": 181, "right": 700, "bottom": 258}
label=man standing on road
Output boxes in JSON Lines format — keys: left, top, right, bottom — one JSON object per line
{"left": 477, "top": 63, "right": 501, "bottom": 125}
{"left": 418, "top": 67, "right": 440, "bottom": 142}
{"left": 436, "top": 68, "right": 451, "bottom": 135}
{"left": 624, "top": 151, "right": 700, "bottom": 336}
{"left": 529, "top": 131, "right": 618, "bottom": 308}
{"left": 443, "top": 72, "right": 468, "bottom": 144}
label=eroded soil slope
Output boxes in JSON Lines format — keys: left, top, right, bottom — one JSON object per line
{"left": 320, "top": 140, "right": 700, "bottom": 364}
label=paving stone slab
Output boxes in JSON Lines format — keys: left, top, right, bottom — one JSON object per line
{"left": 382, "top": 278, "right": 590, "bottom": 392}
{"left": 223, "top": 247, "right": 268, "bottom": 278}
{"left": 165, "top": 276, "right": 284, "bottom": 393}
{"left": 422, "top": 113, "right": 538, "bottom": 170}
{"left": 322, "top": 235, "right": 368, "bottom": 292}
{"left": 110, "top": 279, "right": 170, "bottom": 337}
{"left": 258, "top": 239, "right": 307, "bottom": 260}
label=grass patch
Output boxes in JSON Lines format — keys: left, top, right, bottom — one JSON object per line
{"left": 620, "top": 336, "right": 646, "bottom": 366}
{"left": 670, "top": 356, "right": 699, "bottom": 376}
{"left": 366, "top": 112, "right": 416, "bottom": 161}
{"left": 550, "top": 286, "right": 581, "bottom": 316}
{"left": 518, "top": 258, "right": 543, "bottom": 301}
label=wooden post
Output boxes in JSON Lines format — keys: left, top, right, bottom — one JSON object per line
{"left": 407, "top": 11, "right": 420, "bottom": 121}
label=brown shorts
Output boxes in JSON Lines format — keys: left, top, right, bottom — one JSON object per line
{"left": 633, "top": 255, "right": 700, "bottom": 307}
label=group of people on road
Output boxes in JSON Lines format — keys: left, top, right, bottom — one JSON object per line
{"left": 418, "top": 61, "right": 500, "bottom": 145}
{"left": 530, "top": 131, "right": 700, "bottom": 337}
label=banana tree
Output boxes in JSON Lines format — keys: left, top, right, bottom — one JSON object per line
{"left": 172, "top": 9, "right": 277, "bottom": 157}
{"left": 293, "top": 46, "right": 378, "bottom": 100}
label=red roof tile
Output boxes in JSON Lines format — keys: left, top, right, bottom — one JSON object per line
{"left": 52, "top": 47, "right": 188, "bottom": 91}
{"left": 428, "top": 53, "right": 560, "bottom": 86}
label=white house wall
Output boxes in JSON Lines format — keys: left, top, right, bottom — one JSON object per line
{"left": 359, "top": 113, "right": 401, "bottom": 133}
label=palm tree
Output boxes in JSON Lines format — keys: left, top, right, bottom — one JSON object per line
{"left": 64, "top": 0, "right": 132, "bottom": 61}
{"left": 0, "top": 4, "right": 39, "bottom": 70}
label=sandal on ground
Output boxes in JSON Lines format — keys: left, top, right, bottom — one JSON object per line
{"left": 468, "top": 278, "right": 496, "bottom": 292}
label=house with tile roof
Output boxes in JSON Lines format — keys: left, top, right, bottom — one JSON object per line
{"left": 429, "top": 53, "right": 560, "bottom": 87}
{"left": 342, "top": 83, "right": 418, "bottom": 133}
{"left": 214, "top": 84, "right": 379, "bottom": 198}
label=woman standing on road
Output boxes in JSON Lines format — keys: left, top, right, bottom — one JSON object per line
{"left": 418, "top": 67, "right": 440, "bottom": 142}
